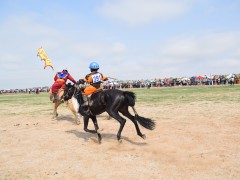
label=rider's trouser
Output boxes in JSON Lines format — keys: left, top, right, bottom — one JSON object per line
{"left": 83, "top": 85, "right": 102, "bottom": 96}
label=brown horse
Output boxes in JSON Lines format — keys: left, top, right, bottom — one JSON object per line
{"left": 49, "top": 87, "right": 81, "bottom": 125}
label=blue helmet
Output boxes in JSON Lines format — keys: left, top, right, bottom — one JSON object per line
{"left": 89, "top": 62, "right": 99, "bottom": 69}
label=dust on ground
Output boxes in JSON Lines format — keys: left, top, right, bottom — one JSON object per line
{"left": 0, "top": 101, "right": 240, "bottom": 179}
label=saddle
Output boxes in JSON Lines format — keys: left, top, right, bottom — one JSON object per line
{"left": 80, "top": 89, "right": 103, "bottom": 115}
{"left": 82, "top": 89, "right": 103, "bottom": 107}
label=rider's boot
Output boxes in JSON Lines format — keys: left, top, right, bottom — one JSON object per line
{"left": 82, "top": 95, "right": 89, "bottom": 106}
{"left": 79, "top": 95, "right": 90, "bottom": 116}
{"left": 52, "top": 93, "right": 57, "bottom": 103}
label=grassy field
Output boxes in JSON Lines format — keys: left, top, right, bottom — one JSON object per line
{"left": 0, "top": 85, "right": 239, "bottom": 105}
{"left": 0, "top": 85, "right": 239, "bottom": 116}
{"left": 133, "top": 85, "right": 240, "bottom": 104}
{"left": 0, "top": 93, "right": 52, "bottom": 116}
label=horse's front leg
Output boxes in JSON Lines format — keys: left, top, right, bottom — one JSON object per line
{"left": 90, "top": 116, "right": 102, "bottom": 144}
{"left": 52, "top": 102, "right": 60, "bottom": 119}
{"left": 67, "top": 100, "right": 81, "bottom": 125}
{"left": 83, "top": 116, "right": 96, "bottom": 134}
{"left": 83, "top": 116, "right": 102, "bottom": 144}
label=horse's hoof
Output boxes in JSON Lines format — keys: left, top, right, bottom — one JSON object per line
{"left": 97, "top": 129, "right": 101, "bottom": 134}
{"left": 142, "top": 134, "right": 146, "bottom": 139}
{"left": 118, "top": 139, "right": 122, "bottom": 143}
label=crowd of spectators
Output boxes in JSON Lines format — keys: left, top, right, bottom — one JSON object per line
{"left": 1, "top": 74, "right": 239, "bottom": 94}
{"left": 102, "top": 74, "right": 239, "bottom": 89}
{"left": 0, "top": 87, "right": 49, "bottom": 94}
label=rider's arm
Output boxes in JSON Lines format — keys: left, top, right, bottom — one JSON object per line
{"left": 67, "top": 74, "right": 76, "bottom": 84}
{"left": 54, "top": 73, "right": 58, "bottom": 81}
{"left": 84, "top": 74, "right": 92, "bottom": 83}
{"left": 101, "top": 73, "right": 108, "bottom": 81}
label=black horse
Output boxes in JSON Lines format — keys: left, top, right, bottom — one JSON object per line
{"left": 63, "top": 83, "right": 156, "bottom": 143}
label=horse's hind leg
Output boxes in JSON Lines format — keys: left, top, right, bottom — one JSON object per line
{"left": 107, "top": 110, "right": 126, "bottom": 142}
{"left": 120, "top": 107, "right": 146, "bottom": 139}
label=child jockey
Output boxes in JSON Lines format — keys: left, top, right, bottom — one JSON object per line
{"left": 50, "top": 68, "right": 76, "bottom": 102}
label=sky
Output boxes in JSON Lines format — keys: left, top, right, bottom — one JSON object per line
{"left": 0, "top": 0, "right": 240, "bottom": 89}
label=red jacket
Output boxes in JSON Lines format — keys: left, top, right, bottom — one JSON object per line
{"left": 51, "top": 71, "right": 76, "bottom": 93}
{"left": 54, "top": 72, "right": 76, "bottom": 83}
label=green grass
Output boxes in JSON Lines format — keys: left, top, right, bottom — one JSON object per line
{"left": 0, "top": 85, "right": 239, "bottom": 116}
{"left": 0, "top": 93, "right": 52, "bottom": 116}
{"left": 0, "top": 93, "right": 48, "bottom": 105}
{"left": 130, "top": 85, "right": 240, "bottom": 104}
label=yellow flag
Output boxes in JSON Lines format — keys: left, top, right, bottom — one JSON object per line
{"left": 37, "top": 47, "right": 54, "bottom": 70}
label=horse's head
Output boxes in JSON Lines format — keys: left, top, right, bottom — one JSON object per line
{"left": 63, "top": 80, "right": 86, "bottom": 101}
{"left": 75, "top": 79, "right": 86, "bottom": 91}
{"left": 62, "top": 83, "right": 75, "bottom": 101}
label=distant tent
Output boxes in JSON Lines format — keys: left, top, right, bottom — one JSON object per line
{"left": 196, "top": 75, "right": 204, "bottom": 79}
{"left": 226, "top": 73, "right": 234, "bottom": 79}
{"left": 182, "top": 77, "right": 190, "bottom": 81}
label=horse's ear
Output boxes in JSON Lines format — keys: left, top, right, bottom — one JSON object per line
{"left": 77, "top": 79, "right": 85, "bottom": 85}
{"left": 66, "top": 83, "right": 72, "bottom": 88}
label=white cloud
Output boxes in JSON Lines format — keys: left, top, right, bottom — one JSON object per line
{"left": 158, "top": 32, "right": 240, "bottom": 62}
{"left": 137, "top": 31, "right": 240, "bottom": 77}
{"left": 68, "top": 41, "right": 127, "bottom": 62}
{"left": 97, "top": 0, "right": 193, "bottom": 26}
{"left": 111, "top": 42, "right": 127, "bottom": 54}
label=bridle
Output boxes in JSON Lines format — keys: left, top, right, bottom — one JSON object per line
{"left": 62, "top": 86, "right": 75, "bottom": 101}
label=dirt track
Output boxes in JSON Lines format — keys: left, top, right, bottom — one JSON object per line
{"left": 0, "top": 101, "right": 240, "bottom": 179}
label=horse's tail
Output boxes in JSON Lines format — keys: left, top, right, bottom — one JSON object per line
{"left": 123, "top": 91, "right": 156, "bottom": 130}
{"left": 132, "top": 107, "right": 156, "bottom": 130}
